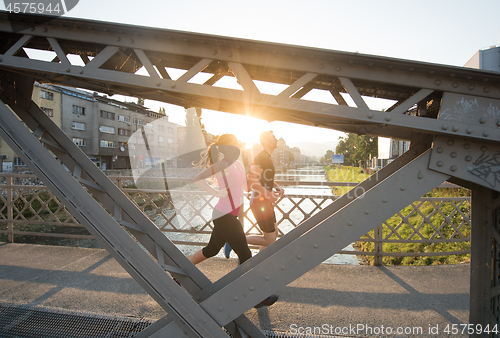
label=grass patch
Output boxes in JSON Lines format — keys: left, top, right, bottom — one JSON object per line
{"left": 324, "top": 165, "right": 471, "bottom": 266}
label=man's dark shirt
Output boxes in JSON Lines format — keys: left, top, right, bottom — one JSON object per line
{"left": 253, "top": 150, "right": 275, "bottom": 192}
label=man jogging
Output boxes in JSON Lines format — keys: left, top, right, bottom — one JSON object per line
{"left": 225, "top": 130, "right": 283, "bottom": 308}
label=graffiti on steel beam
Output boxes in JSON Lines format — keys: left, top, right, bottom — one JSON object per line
{"left": 468, "top": 151, "right": 500, "bottom": 189}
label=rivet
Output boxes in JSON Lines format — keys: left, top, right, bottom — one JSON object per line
{"left": 318, "top": 64, "right": 324, "bottom": 69}
{"left": 313, "top": 244, "right": 319, "bottom": 249}
{"left": 367, "top": 112, "right": 374, "bottom": 119}
{"left": 129, "top": 39, "right": 134, "bottom": 44}
{"left": 233, "top": 296, "right": 239, "bottom": 301}
{"left": 79, "top": 69, "right": 84, "bottom": 74}
{"left": 348, "top": 221, "right": 353, "bottom": 226}
{"left": 417, "top": 172, "right": 424, "bottom": 179}
{"left": 452, "top": 125, "right": 459, "bottom": 132}
{"left": 483, "top": 131, "right": 489, "bottom": 137}
{"left": 0, "top": 57, "right": 2, "bottom": 62}
{"left": 265, "top": 276, "right": 270, "bottom": 281}
{"left": 497, "top": 121, "right": 500, "bottom": 127}
{"left": 435, "top": 80, "right": 441, "bottom": 86}
{"left": 212, "top": 50, "right": 217, "bottom": 55}
{"left": 441, "top": 124, "right": 448, "bottom": 130}
{"left": 450, "top": 152, "right": 457, "bottom": 158}
{"left": 171, "top": 84, "right": 176, "bottom": 89}
{"left": 466, "top": 128, "right": 473, "bottom": 134}
{"left": 436, "top": 147, "right": 443, "bottom": 153}
{"left": 281, "top": 265, "right": 286, "bottom": 270}
{"left": 227, "top": 52, "right": 233, "bottom": 57}
{"left": 437, "top": 161, "right": 443, "bottom": 167}
{"left": 468, "top": 84, "right": 475, "bottom": 90}
{"left": 450, "top": 165, "right": 457, "bottom": 172}
{"left": 368, "top": 62, "right": 374, "bottom": 67}
{"left": 156, "top": 81, "right": 161, "bottom": 87}
{"left": 400, "top": 186, "right": 406, "bottom": 191}
{"left": 330, "top": 233, "right": 336, "bottom": 237}
{"left": 335, "top": 66, "right": 341, "bottom": 72}
{"left": 481, "top": 146, "right": 488, "bottom": 152}
{"left": 464, "top": 143, "right": 470, "bottom": 149}
{"left": 364, "top": 210, "right": 370, "bottom": 215}
{"left": 218, "top": 307, "right": 224, "bottom": 312}
{"left": 65, "top": 68, "right": 71, "bottom": 73}
{"left": 116, "top": 37, "right": 121, "bottom": 42}
{"left": 203, "top": 319, "right": 207, "bottom": 324}
{"left": 296, "top": 254, "right": 302, "bottom": 260}
{"left": 43, "top": 27, "right": 48, "bottom": 33}
{"left": 409, "top": 67, "right": 414, "bottom": 71}
{"left": 249, "top": 286, "right": 254, "bottom": 291}
{"left": 452, "top": 82, "right": 459, "bottom": 88}
{"left": 382, "top": 198, "right": 388, "bottom": 203}
{"left": 465, "top": 156, "right": 472, "bottom": 162}
{"left": 479, "top": 117, "right": 487, "bottom": 124}
{"left": 385, "top": 115, "right": 392, "bottom": 121}
{"left": 446, "top": 140, "right": 454, "bottom": 146}
{"left": 484, "top": 87, "right": 490, "bottom": 93}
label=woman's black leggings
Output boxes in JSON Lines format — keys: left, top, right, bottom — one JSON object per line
{"left": 202, "top": 211, "right": 252, "bottom": 264}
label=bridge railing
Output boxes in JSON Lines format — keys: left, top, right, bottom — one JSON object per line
{"left": 0, "top": 174, "right": 470, "bottom": 265}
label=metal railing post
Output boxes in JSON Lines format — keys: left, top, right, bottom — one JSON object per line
{"left": 7, "top": 176, "right": 13, "bottom": 243}
{"left": 374, "top": 224, "right": 383, "bottom": 266}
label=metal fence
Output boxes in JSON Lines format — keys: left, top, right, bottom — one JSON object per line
{"left": 0, "top": 174, "right": 471, "bottom": 265}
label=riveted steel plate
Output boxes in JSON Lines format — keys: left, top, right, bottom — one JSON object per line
{"left": 439, "top": 93, "right": 500, "bottom": 131}
{"left": 430, "top": 135, "right": 500, "bottom": 192}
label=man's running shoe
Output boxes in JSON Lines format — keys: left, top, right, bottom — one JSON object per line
{"left": 224, "top": 243, "right": 232, "bottom": 259}
{"left": 254, "top": 294, "right": 279, "bottom": 308}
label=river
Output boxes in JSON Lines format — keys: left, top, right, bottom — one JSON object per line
{"left": 162, "top": 166, "right": 360, "bottom": 265}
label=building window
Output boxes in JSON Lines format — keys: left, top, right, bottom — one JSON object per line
{"left": 41, "top": 107, "right": 54, "bottom": 117}
{"left": 158, "top": 136, "right": 164, "bottom": 142}
{"left": 100, "top": 140, "right": 115, "bottom": 148}
{"left": 72, "top": 105, "right": 85, "bottom": 115}
{"left": 99, "top": 126, "right": 115, "bottom": 134}
{"left": 72, "top": 122, "right": 85, "bottom": 131}
{"left": 118, "top": 115, "right": 131, "bottom": 123}
{"left": 167, "top": 137, "right": 174, "bottom": 144}
{"left": 168, "top": 127, "right": 174, "bottom": 134}
{"left": 40, "top": 90, "right": 54, "bottom": 100}
{"left": 72, "top": 138, "right": 86, "bottom": 146}
{"left": 100, "top": 110, "right": 115, "bottom": 120}
{"left": 158, "top": 125, "right": 165, "bottom": 131}
{"left": 118, "top": 128, "right": 132, "bottom": 136}
{"left": 13, "top": 157, "right": 26, "bottom": 166}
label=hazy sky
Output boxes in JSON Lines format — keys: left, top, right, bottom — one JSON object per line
{"left": 5, "top": 0, "right": 500, "bottom": 150}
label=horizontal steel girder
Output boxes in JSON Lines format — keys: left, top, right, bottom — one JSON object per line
{"left": 0, "top": 12, "right": 500, "bottom": 142}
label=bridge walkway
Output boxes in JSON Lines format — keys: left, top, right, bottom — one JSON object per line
{"left": 0, "top": 243, "right": 470, "bottom": 337}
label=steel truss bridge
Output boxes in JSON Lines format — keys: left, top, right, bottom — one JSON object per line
{"left": 1, "top": 12, "right": 499, "bottom": 338}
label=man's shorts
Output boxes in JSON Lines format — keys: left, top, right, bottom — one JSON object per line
{"left": 250, "top": 196, "right": 276, "bottom": 233}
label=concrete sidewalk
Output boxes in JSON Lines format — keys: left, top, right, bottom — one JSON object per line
{"left": 0, "top": 243, "right": 470, "bottom": 337}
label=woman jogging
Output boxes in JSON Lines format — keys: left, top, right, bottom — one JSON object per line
{"left": 189, "top": 134, "right": 252, "bottom": 265}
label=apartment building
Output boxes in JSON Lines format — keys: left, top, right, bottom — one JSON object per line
{"left": 0, "top": 83, "right": 179, "bottom": 171}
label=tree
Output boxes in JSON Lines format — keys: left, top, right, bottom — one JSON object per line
{"left": 335, "top": 134, "right": 377, "bottom": 167}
